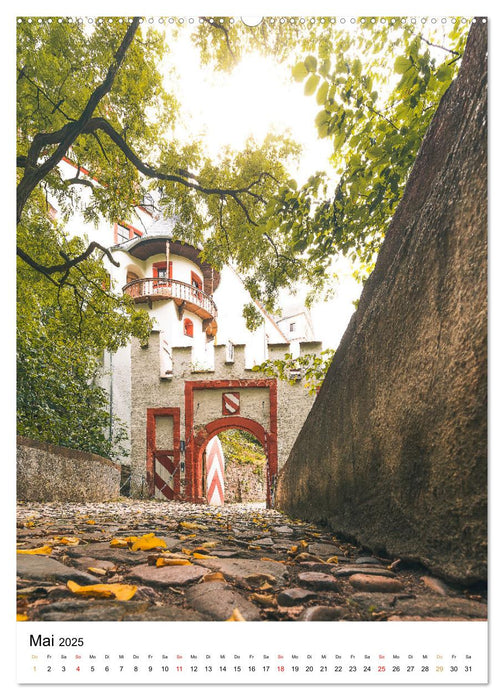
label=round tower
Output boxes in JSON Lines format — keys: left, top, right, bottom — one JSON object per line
{"left": 110, "top": 218, "right": 220, "bottom": 374}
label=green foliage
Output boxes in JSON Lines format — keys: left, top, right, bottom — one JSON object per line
{"left": 302, "top": 18, "right": 470, "bottom": 269}
{"left": 190, "top": 17, "right": 471, "bottom": 281}
{"left": 15, "top": 17, "right": 472, "bottom": 455}
{"left": 242, "top": 302, "right": 264, "bottom": 332}
{"left": 254, "top": 348, "right": 335, "bottom": 394}
{"left": 218, "top": 430, "right": 266, "bottom": 470}
{"left": 17, "top": 18, "right": 172, "bottom": 228}
{"left": 17, "top": 195, "right": 152, "bottom": 458}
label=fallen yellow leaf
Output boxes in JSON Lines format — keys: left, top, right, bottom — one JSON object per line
{"left": 249, "top": 593, "right": 276, "bottom": 607}
{"left": 202, "top": 572, "right": 225, "bottom": 582}
{"left": 131, "top": 533, "right": 167, "bottom": 551}
{"left": 17, "top": 614, "right": 29, "bottom": 621}
{"left": 67, "top": 580, "right": 137, "bottom": 601}
{"left": 155, "top": 558, "right": 192, "bottom": 567}
{"left": 199, "top": 541, "right": 218, "bottom": 550}
{"left": 293, "top": 552, "right": 324, "bottom": 563}
{"left": 86, "top": 520, "right": 96, "bottom": 525}
{"left": 244, "top": 573, "right": 277, "bottom": 588}
{"left": 163, "top": 552, "right": 191, "bottom": 559}
{"left": 258, "top": 582, "right": 273, "bottom": 591}
{"left": 17, "top": 545, "right": 52, "bottom": 555}
{"left": 54, "top": 536, "right": 80, "bottom": 546}
{"left": 326, "top": 556, "right": 339, "bottom": 564}
{"left": 23, "top": 521, "right": 36, "bottom": 528}
{"left": 226, "top": 608, "right": 246, "bottom": 621}
{"left": 181, "top": 548, "right": 193, "bottom": 555}
{"left": 179, "top": 521, "right": 208, "bottom": 531}
{"left": 88, "top": 567, "right": 107, "bottom": 576}
{"left": 110, "top": 537, "right": 138, "bottom": 548}
{"left": 192, "top": 552, "right": 217, "bottom": 560}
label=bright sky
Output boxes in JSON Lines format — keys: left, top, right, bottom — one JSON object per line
{"left": 159, "top": 17, "right": 475, "bottom": 349}
{"left": 166, "top": 31, "right": 334, "bottom": 183}
{"left": 161, "top": 23, "right": 361, "bottom": 349}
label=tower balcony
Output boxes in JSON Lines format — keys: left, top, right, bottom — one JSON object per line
{"left": 123, "top": 278, "right": 218, "bottom": 333}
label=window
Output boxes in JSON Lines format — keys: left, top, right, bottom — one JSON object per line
{"left": 116, "top": 223, "right": 130, "bottom": 242}
{"left": 184, "top": 318, "right": 194, "bottom": 337}
{"left": 290, "top": 322, "right": 296, "bottom": 333}
{"left": 226, "top": 341, "right": 235, "bottom": 363}
{"left": 113, "top": 222, "right": 143, "bottom": 244}
{"left": 191, "top": 271, "right": 203, "bottom": 302}
{"left": 152, "top": 261, "right": 173, "bottom": 279}
{"left": 191, "top": 271, "right": 203, "bottom": 289}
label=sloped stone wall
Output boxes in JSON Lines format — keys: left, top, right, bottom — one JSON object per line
{"left": 276, "top": 21, "right": 487, "bottom": 585}
{"left": 17, "top": 436, "right": 121, "bottom": 502}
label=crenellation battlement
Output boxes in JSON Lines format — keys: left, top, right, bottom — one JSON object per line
{"left": 267, "top": 342, "right": 291, "bottom": 360}
{"left": 299, "top": 341, "right": 323, "bottom": 354}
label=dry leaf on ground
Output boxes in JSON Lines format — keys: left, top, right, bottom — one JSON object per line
{"left": 52, "top": 536, "right": 80, "bottom": 546}
{"left": 249, "top": 593, "right": 277, "bottom": 607}
{"left": 155, "top": 558, "right": 192, "bottom": 567}
{"left": 202, "top": 572, "right": 226, "bottom": 582}
{"left": 226, "top": 608, "right": 246, "bottom": 621}
{"left": 130, "top": 533, "right": 167, "bottom": 551}
{"left": 179, "top": 521, "right": 208, "bottom": 531}
{"left": 110, "top": 537, "right": 138, "bottom": 548}
{"left": 243, "top": 573, "right": 277, "bottom": 588}
{"left": 17, "top": 545, "right": 52, "bottom": 555}
{"left": 67, "top": 580, "right": 137, "bottom": 601}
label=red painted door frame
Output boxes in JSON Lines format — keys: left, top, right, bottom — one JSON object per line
{"left": 184, "top": 379, "right": 278, "bottom": 507}
{"left": 146, "top": 407, "right": 181, "bottom": 498}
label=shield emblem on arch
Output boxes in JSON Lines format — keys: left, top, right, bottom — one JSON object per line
{"left": 222, "top": 391, "right": 240, "bottom": 415}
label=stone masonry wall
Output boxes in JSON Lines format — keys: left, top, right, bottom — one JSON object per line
{"left": 17, "top": 436, "right": 121, "bottom": 502}
{"left": 129, "top": 338, "right": 321, "bottom": 497}
{"left": 276, "top": 22, "right": 487, "bottom": 585}
{"left": 224, "top": 460, "right": 267, "bottom": 503}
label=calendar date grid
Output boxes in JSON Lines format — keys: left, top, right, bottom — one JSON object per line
{"left": 30, "top": 649, "right": 477, "bottom": 679}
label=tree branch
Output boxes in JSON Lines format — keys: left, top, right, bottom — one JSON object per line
{"left": 63, "top": 164, "right": 95, "bottom": 188}
{"left": 18, "top": 71, "right": 74, "bottom": 120}
{"left": 17, "top": 17, "right": 141, "bottom": 223}
{"left": 418, "top": 34, "right": 461, "bottom": 58}
{"left": 200, "top": 17, "right": 237, "bottom": 64}
{"left": 17, "top": 241, "right": 120, "bottom": 277}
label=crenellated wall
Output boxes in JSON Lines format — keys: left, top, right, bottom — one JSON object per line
{"left": 128, "top": 334, "right": 321, "bottom": 500}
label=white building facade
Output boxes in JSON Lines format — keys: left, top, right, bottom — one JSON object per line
{"left": 53, "top": 161, "right": 321, "bottom": 506}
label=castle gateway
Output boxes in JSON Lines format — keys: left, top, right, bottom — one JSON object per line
{"left": 102, "top": 217, "right": 321, "bottom": 506}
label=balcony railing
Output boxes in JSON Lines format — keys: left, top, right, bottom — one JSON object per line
{"left": 123, "top": 277, "right": 217, "bottom": 320}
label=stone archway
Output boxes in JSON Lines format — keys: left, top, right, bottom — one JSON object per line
{"left": 145, "top": 378, "right": 278, "bottom": 504}
{"left": 193, "top": 417, "right": 275, "bottom": 507}
{"left": 183, "top": 379, "right": 278, "bottom": 508}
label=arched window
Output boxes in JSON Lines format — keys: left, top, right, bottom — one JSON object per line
{"left": 184, "top": 318, "right": 194, "bottom": 338}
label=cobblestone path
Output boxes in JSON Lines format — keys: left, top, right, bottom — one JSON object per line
{"left": 17, "top": 500, "right": 486, "bottom": 622}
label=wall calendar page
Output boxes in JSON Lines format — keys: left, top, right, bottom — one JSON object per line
{"left": 13, "top": 0, "right": 490, "bottom": 692}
